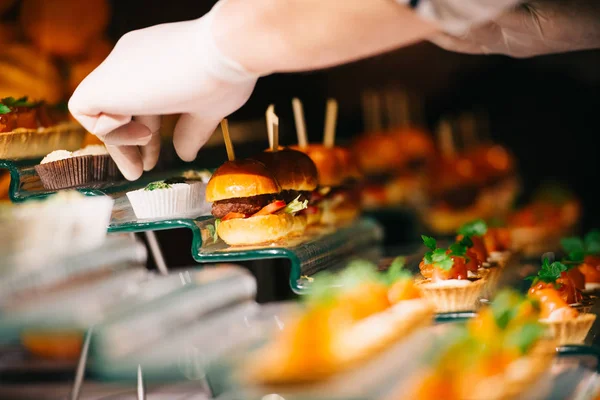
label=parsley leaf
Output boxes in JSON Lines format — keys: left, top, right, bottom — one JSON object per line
{"left": 144, "top": 181, "right": 171, "bottom": 191}
{"left": 561, "top": 237, "right": 585, "bottom": 263}
{"left": 458, "top": 219, "right": 488, "bottom": 237}
{"left": 449, "top": 242, "right": 468, "bottom": 258}
{"left": 1, "top": 96, "right": 37, "bottom": 107}
{"left": 422, "top": 235, "right": 437, "bottom": 250}
{"left": 0, "top": 104, "right": 10, "bottom": 114}
{"left": 585, "top": 230, "right": 600, "bottom": 255}
{"left": 527, "top": 258, "right": 568, "bottom": 284}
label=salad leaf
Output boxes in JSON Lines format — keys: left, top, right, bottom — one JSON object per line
{"left": 205, "top": 219, "right": 221, "bottom": 244}
{"left": 283, "top": 196, "right": 308, "bottom": 214}
{"left": 144, "top": 181, "right": 171, "bottom": 191}
{"left": 458, "top": 219, "right": 488, "bottom": 237}
{"left": 422, "top": 235, "right": 437, "bottom": 250}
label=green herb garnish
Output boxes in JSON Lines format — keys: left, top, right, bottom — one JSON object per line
{"left": 505, "top": 321, "right": 546, "bottom": 355}
{"left": 525, "top": 258, "right": 568, "bottom": 284}
{"left": 144, "top": 181, "right": 171, "bottom": 191}
{"left": 0, "top": 104, "right": 10, "bottom": 114}
{"left": 1, "top": 96, "right": 38, "bottom": 108}
{"left": 561, "top": 230, "right": 600, "bottom": 263}
{"left": 458, "top": 219, "right": 488, "bottom": 237}
{"left": 381, "top": 256, "right": 411, "bottom": 285}
{"left": 283, "top": 196, "right": 308, "bottom": 214}
{"left": 422, "top": 235, "right": 471, "bottom": 271}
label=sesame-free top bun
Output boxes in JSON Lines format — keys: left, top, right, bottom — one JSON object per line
{"left": 334, "top": 147, "right": 362, "bottom": 182}
{"left": 252, "top": 149, "right": 318, "bottom": 192}
{"left": 206, "top": 159, "right": 280, "bottom": 202}
{"left": 217, "top": 213, "right": 308, "bottom": 246}
{"left": 352, "top": 133, "right": 405, "bottom": 175}
{"left": 291, "top": 144, "right": 342, "bottom": 187}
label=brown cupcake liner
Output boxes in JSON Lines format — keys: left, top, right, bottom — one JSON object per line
{"left": 0, "top": 123, "right": 85, "bottom": 160}
{"left": 34, "top": 155, "right": 93, "bottom": 190}
{"left": 107, "top": 158, "right": 122, "bottom": 180}
{"left": 416, "top": 278, "right": 487, "bottom": 313}
{"left": 91, "top": 154, "right": 109, "bottom": 181}
{"left": 542, "top": 313, "right": 596, "bottom": 345}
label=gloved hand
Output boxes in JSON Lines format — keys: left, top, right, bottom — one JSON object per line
{"left": 429, "top": 0, "right": 600, "bottom": 58}
{"left": 68, "top": 1, "right": 259, "bottom": 180}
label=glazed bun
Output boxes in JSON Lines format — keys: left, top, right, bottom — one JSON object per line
{"left": 217, "top": 213, "right": 307, "bottom": 245}
{"left": 391, "top": 127, "right": 435, "bottom": 161}
{"left": 334, "top": 147, "right": 362, "bottom": 181}
{"left": 291, "top": 144, "right": 342, "bottom": 187}
{"left": 252, "top": 149, "right": 318, "bottom": 192}
{"left": 206, "top": 159, "right": 280, "bottom": 202}
{"left": 352, "top": 133, "right": 404, "bottom": 175}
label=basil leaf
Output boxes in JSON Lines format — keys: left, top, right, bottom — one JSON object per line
{"left": 422, "top": 235, "right": 437, "bottom": 250}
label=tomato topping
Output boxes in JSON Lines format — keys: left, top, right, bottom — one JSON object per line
{"left": 528, "top": 271, "right": 583, "bottom": 305}
{"left": 579, "top": 263, "right": 600, "bottom": 284}
{"left": 252, "top": 200, "right": 286, "bottom": 217}
{"left": 304, "top": 205, "right": 320, "bottom": 214}
{"left": 530, "top": 288, "right": 578, "bottom": 319}
{"left": 221, "top": 212, "right": 247, "bottom": 221}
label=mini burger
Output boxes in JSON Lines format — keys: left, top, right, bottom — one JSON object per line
{"left": 353, "top": 127, "right": 435, "bottom": 208}
{"left": 292, "top": 144, "right": 361, "bottom": 226}
{"left": 206, "top": 158, "right": 310, "bottom": 246}
{"left": 251, "top": 148, "right": 320, "bottom": 225}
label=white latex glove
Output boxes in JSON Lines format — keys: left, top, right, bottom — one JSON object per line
{"left": 68, "top": 2, "right": 259, "bottom": 180}
{"left": 429, "top": 0, "right": 600, "bottom": 57}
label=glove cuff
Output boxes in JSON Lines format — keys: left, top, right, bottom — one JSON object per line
{"left": 197, "top": 0, "right": 261, "bottom": 83}
{"left": 397, "top": 0, "right": 522, "bottom": 36}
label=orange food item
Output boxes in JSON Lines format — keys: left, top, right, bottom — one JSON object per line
{"left": 483, "top": 227, "right": 511, "bottom": 252}
{"left": 419, "top": 255, "right": 469, "bottom": 281}
{"left": 567, "top": 267, "right": 585, "bottom": 291}
{"left": 337, "top": 283, "right": 390, "bottom": 321}
{"left": 21, "top": 331, "right": 83, "bottom": 360}
{"left": 530, "top": 288, "right": 578, "bottom": 320}
{"left": 580, "top": 257, "right": 600, "bottom": 284}
{"left": 415, "top": 372, "right": 460, "bottom": 400}
{"left": 529, "top": 271, "right": 582, "bottom": 305}
{"left": 388, "top": 279, "right": 421, "bottom": 304}
{"left": 21, "top": 0, "right": 110, "bottom": 57}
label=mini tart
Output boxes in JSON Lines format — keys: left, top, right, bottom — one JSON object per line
{"left": 480, "top": 265, "right": 502, "bottom": 300}
{"left": 0, "top": 122, "right": 86, "bottom": 160}
{"left": 416, "top": 278, "right": 486, "bottom": 313}
{"left": 35, "top": 153, "right": 93, "bottom": 190}
{"left": 541, "top": 313, "right": 596, "bottom": 345}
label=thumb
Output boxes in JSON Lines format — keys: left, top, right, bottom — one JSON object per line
{"left": 172, "top": 113, "right": 219, "bottom": 162}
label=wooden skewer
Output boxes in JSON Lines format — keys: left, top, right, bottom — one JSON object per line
{"left": 361, "top": 90, "right": 382, "bottom": 133}
{"left": 323, "top": 98, "right": 338, "bottom": 148}
{"left": 220, "top": 119, "right": 235, "bottom": 161}
{"left": 292, "top": 98, "right": 308, "bottom": 148}
{"left": 458, "top": 113, "right": 477, "bottom": 149}
{"left": 437, "top": 119, "right": 456, "bottom": 158}
{"left": 265, "top": 105, "right": 279, "bottom": 151}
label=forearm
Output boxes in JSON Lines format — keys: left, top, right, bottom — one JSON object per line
{"left": 213, "top": 0, "right": 439, "bottom": 75}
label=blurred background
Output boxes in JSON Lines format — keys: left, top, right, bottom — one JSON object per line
{"left": 1, "top": 0, "right": 599, "bottom": 264}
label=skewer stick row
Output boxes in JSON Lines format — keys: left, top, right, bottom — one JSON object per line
{"left": 323, "top": 98, "right": 338, "bottom": 148}
{"left": 220, "top": 119, "right": 235, "bottom": 161}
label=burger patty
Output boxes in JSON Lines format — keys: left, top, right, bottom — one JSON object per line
{"left": 211, "top": 190, "right": 311, "bottom": 219}
{"left": 212, "top": 194, "right": 274, "bottom": 218}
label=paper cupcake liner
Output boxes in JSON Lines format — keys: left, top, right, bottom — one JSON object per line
{"left": 107, "top": 158, "right": 121, "bottom": 180}
{"left": 481, "top": 267, "right": 502, "bottom": 300}
{"left": 416, "top": 278, "right": 486, "bottom": 313}
{"left": 34, "top": 155, "right": 93, "bottom": 190}
{"left": 126, "top": 183, "right": 205, "bottom": 219}
{"left": 90, "top": 154, "right": 110, "bottom": 181}
{"left": 542, "top": 313, "right": 596, "bottom": 345}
